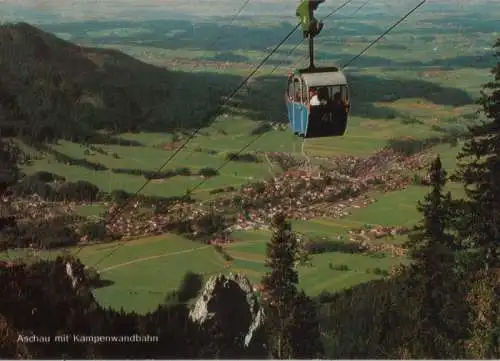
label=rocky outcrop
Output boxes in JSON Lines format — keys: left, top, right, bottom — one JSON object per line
{"left": 190, "top": 273, "right": 264, "bottom": 347}
{"left": 63, "top": 256, "right": 97, "bottom": 294}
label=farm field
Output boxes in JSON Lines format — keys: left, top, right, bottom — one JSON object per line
{"left": 2, "top": 0, "right": 498, "bottom": 315}
{"left": 1, "top": 181, "right": 429, "bottom": 313}
{"left": 18, "top": 106, "right": 470, "bottom": 202}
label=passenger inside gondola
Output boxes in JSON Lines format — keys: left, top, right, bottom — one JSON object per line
{"left": 331, "top": 91, "right": 348, "bottom": 134}
{"left": 317, "top": 87, "right": 329, "bottom": 106}
{"left": 332, "top": 92, "right": 347, "bottom": 117}
{"left": 309, "top": 88, "right": 321, "bottom": 106}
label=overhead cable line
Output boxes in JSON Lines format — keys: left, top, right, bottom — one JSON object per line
{"left": 350, "top": 0, "right": 370, "bottom": 17}
{"left": 231, "top": 0, "right": 252, "bottom": 24}
{"left": 88, "top": 0, "right": 428, "bottom": 269}
{"left": 138, "top": 0, "right": 251, "bottom": 121}
{"left": 88, "top": 24, "right": 300, "bottom": 267}
{"left": 74, "top": 0, "right": 252, "bottom": 260}
{"left": 323, "top": 0, "right": 357, "bottom": 19}
{"left": 164, "top": 0, "right": 431, "bottom": 198}
{"left": 294, "top": 0, "right": 427, "bottom": 71}
{"left": 200, "top": 0, "right": 252, "bottom": 46}
{"left": 342, "top": 0, "right": 427, "bottom": 69}
{"left": 75, "top": 0, "right": 254, "bottom": 256}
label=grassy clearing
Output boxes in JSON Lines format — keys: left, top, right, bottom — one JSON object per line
{"left": 74, "top": 204, "right": 107, "bottom": 218}
{"left": 18, "top": 113, "right": 461, "bottom": 199}
{"left": 347, "top": 187, "right": 426, "bottom": 226}
{"left": 1, "top": 213, "right": 407, "bottom": 313}
{"left": 93, "top": 246, "right": 222, "bottom": 313}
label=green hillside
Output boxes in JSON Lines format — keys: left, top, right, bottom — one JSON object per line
{"left": 0, "top": 22, "right": 246, "bottom": 143}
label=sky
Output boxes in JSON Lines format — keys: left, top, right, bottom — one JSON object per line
{"left": 0, "top": 0, "right": 422, "bottom": 22}
{"left": 0, "top": 0, "right": 497, "bottom": 23}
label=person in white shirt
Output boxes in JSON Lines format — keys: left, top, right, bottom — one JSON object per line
{"left": 309, "top": 89, "right": 321, "bottom": 106}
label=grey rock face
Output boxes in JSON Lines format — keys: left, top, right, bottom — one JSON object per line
{"left": 190, "top": 272, "right": 264, "bottom": 347}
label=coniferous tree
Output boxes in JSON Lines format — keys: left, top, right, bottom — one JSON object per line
{"left": 261, "top": 214, "right": 298, "bottom": 359}
{"left": 0, "top": 139, "right": 20, "bottom": 193}
{"left": 451, "top": 38, "right": 500, "bottom": 358}
{"left": 261, "top": 214, "right": 323, "bottom": 359}
{"left": 406, "top": 156, "right": 467, "bottom": 357}
{"left": 453, "top": 38, "right": 500, "bottom": 270}
{"left": 290, "top": 291, "right": 324, "bottom": 359}
{"left": 406, "top": 156, "right": 455, "bottom": 268}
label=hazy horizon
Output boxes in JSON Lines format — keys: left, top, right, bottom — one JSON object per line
{"left": 1, "top": 0, "right": 497, "bottom": 24}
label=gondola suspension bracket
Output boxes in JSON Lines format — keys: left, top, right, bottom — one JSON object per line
{"left": 296, "top": 0, "right": 325, "bottom": 69}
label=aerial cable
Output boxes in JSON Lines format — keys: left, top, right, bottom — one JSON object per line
{"left": 203, "top": 0, "right": 252, "bottom": 46}
{"left": 354, "top": 0, "right": 370, "bottom": 14}
{"left": 348, "top": 0, "right": 370, "bottom": 18}
{"left": 138, "top": 0, "right": 251, "bottom": 122}
{"left": 342, "top": 0, "right": 427, "bottom": 69}
{"left": 292, "top": 0, "right": 428, "bottom": 72}
{"left": 231, "top": 0, "right": 251, "bottom": 24}
{"left": 87, "top": 24, "right": 300, "bottom": 267}
{"left": 87, "top": 0, "right": 428, "bottom": 268}
{"left": 73, "top": 1, "right": 252, "bottom": 260}
{"left": 168, "top": 0, "right": 431, "bottom": 196}
{"left": 270, "top": 0, "right": 356, "bottom": 76}
{"left": 322, "top": 0, "right": 357, "bottom": 20}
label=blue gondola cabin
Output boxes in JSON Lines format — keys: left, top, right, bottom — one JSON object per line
{"left": 285, "top": 66, "right": 350, "bottom": 138}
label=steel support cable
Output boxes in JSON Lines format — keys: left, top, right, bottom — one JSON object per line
{"left": 95, "top": 0, "right": 252, "bottom": 215}
{"left": 199, "top": 0, "right": 252, "bottom": 47}
{"left": 88, "top": 24, "right": 300, "bottom": 267}
{"left": 341, "top": 0, "right": 427, "bottom": 69}
{"left": 136, "top": 0, "right": 252, "bottom": 123}
{"left": 293, "top": 1, "right": 428, "bottom": 76}
{"left": 166, "top": 0, "right": 430, "bottom": 198}
{"left": 231, "top": 0, "right": 252, "bottom": 24}
{"left": 350, "top": 0, "right": 370, "bottom": 17}
{"left": 74, "top": 3, "right": 252, "bottom": 262}
{"left": 89, "top": 0, "right": 427, "bottom": 268}
{"left": 269, "top": 0, "right": 356, "bottom": 76}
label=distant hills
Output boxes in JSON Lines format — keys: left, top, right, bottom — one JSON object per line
{"left": 0, "top": 22, "right": 232, "bottom": 143}
{"left": 0, "top": 22, "right": 173, "bottom": 141}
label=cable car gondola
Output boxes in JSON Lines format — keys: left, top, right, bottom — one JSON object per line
{"left": 286, "top": 66, "right": 350, "bottom": 137}
{"left": 285, "top": 0, "right": 351, "bottom": 138}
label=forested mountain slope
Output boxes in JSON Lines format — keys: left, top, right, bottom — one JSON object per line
{"left": 0, "top": 22, "right": 229, "bottom": 143}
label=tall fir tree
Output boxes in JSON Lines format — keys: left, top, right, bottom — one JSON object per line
{"left": 290, "top": 291, "right": 324, "bottom": 359}
{"left": 451, "top": 38, "right": 500, "bottom": 358}
{"left": 453, "top": 38, "right": 500, "bottom": 270}
{"left": 261, "top": 214, "right": 324, "bottom": 359}
{"left": 406, "top": 156, "right": 455, "bottom": 268}
{"left": 406, "top": 156, "right": 466, "bottom": 357}
{"left": 261, "top": 214, "right": 299, "bottom": 359}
